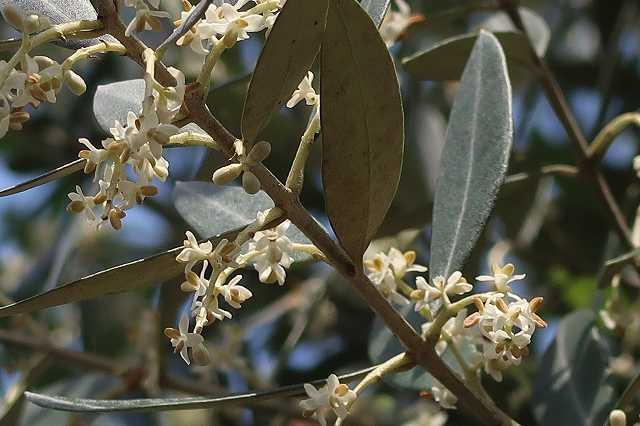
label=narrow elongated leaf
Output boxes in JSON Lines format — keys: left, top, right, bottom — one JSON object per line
{"left": 0, "top": 230, "right": 241, "bottom": 318}
{"left": 93, "top": 79, "right": 145, "bottom": 133}
{"left": 0, "top": 0, "right": 110, "bottom": 48}
{"left": 403, "top": 32, "right": 530, "bottom": 81}
{"left": 533, "top": 310, "right": 617, "bottom": 426}
{"left": 0, "top": 159, "right": 84, "bottom": 197}
{"left": 173, "top": 181, "right": 312, "bottom": 261}
{"left": 321, "top": 0, "right": 404, "bottom": 260}
{"left": 404, "top": 8, "right": 549, "bottom": 82}
{"left": 25, "top": 366, "right": 375, "bottom": 413}
{"left": 360, "top": 0, "right": 391, "bottom": 28}
{"left": 241, "top": 0, "right": 328, "bottom": 143}
{"left": 429, "top": 31, "right": 512, "bottom": 279}
{"left": 478, "top": 7, "right": 550, "bottom": 58}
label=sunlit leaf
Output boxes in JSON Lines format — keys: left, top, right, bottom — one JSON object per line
{"left": 172, "top": 181, "right": 312, "bottom": 261}
{"left": 0, "top": 0, "right": 109, "bottom": 48}
{"left": 0, "top": 159, "right": 85, "bottom": 197}
{"left": 533, "top": 310, "right": 617, "bottom": 426}
{"left": 429, "top": 31, "right": 513, "bottom": 279}
{"left": 360, "top": 0, "right": 391, "bottom": 28}
{"left": 321, "top": 0, "right": 404, "bottom": 260}
{"left": 241, "top": 0, "right": 328, "bottom": 143}
{"left": 25, "top": 367, "right": 375, "bottom": 412}
{"left": 0, "top": 230, "right": 242, "bottom": 318}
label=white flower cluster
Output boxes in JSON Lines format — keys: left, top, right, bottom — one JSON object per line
{"left": 365, "top": 248, "right": 547, "bottom": 409}
{"left": 0, "top": 8, "right": 87, "bottom": 140}
{"left": 170, "top": 211, "right": 302, "bottom": 365}
{"left": 300, "top": 374, "right": 357, "bottom": 426}
{"left": 175, "top": 0, "right": 284, "bottom": 54}
{"left": 66, "top": 62, "right": 185, "bottom": 229}
{"left": 364, "top": 247, "right": 427, "bottom": 305}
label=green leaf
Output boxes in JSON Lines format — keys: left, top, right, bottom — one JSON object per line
{"left": 321, "top": 0, "right": 404, "bottom": 260}
{"left": 0, "top": 159, "right": 84, "bottom": 197}
{"left": 241, "top": 0, "right": 328, "bottom": 143}
{"left": 0, "top": 0, "right": 111, "bottom": 48}
{"left": 403, "top": 32, "right": 530, "bottom": 81}
{"left": 478, "top": 7, "right": 550, "bottom": 58}
{"left": 533, "top": 310, "right": 617, "bottom": 426}
{"left": 403, "top": 8, "right": 549, "bottom": 81}
{"left": 92, "top": 79, "right": 144, "bottom": 133}
{"left": 429, "top": 31, "right": 512, "bottom": 279}
{"left": 172, "top": 181, "right": 312, "bottom": 261}
{"left": 24, "top": 367, "right": 376, "bottom": 413}
{"left": 0, "top": 230, "right": 241, "bottom": 318}
{"left": 360, "top": 0, "right": 390, "bottom": 28}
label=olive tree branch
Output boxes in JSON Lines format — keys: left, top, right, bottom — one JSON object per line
{"left": 97, "top": 3, "right": 514, "bottom": 424}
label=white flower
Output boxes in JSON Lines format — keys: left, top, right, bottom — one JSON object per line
{"left": 247, "top": 220, "right": 294, "bottom": 285}
{"left": 220, "top": 275, "right": 252, "bottom": 309}
{"left": 476, "top": 263, "right": 526, "bottom": 293}
{"left": 413, "top": 271, "right": 472, "bottom": 309}
{"left": 431, "top": 383, "right": 457, "bottom": 410}
{"left": 66, "top": 185, "right": 97, "bottom": 222}
{"left": 199, "top": 1, "right": 266, "bottom": 48}
{"left": 177, "top": 231, "right": 214, "bottom": 265}
{"left": 364, "top": 248, "right": 425, "bottom": 305}
{"left": 164, "top": 314, "right": 207, "bottom": 365}
{"left": 379, "top": 0, "right": 423, "bottom": 47}
{"left": 287, "top": 71, "right": 319, "bottom": 108}
{"left": 300, "top": 374, "right": 357, "bottom": 426}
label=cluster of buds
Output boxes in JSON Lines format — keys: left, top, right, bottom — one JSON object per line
{"left": 66, "top": 59, "right": 185, "bottom": 229}
{"left": 0, "top": 8, "right": 87, "bottom": 140}
{"left": 212, "top": 139, "right": 271, "bottom": 194}
{"left": 175, "top": 0, "right": 284, "bottom": 54}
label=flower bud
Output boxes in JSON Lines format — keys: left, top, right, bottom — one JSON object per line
{"left": 242, "top": 171, "right": 261, "bottom": 195}
{"left": 1, "top": 5, "right": 25, "bottom": 31}
{"left": 247, "top": 141, "right": 271, "bottom": 164}
{"left": 63, "top": 70, "right": 87, "bottom": 96}
{"left": 212, "top": 163, "right": 242, "bottom": 185}
{"left": 34, "top": 55, "right": 55, "bottom": 69}
{"left": 609, "top": 410, "right": 626, "bottom": 426}
{"left": 24, "top": 15, "right": 41, "bottom": 33}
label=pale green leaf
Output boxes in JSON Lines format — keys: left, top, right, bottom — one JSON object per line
{"left": 24, "top": 367, "right": 375, "bottom": 413}
{"left": 172, "top": 181, "right": 312, "bottom": 261}
{"left": 533, "top": 310, "right": 617, "bottom": 426}
{"left": 93, "top": 79, "right": 144, "bottom": 133}
{"left": 241, "top": 0, "right": 328, "bottom": 143}
{"left": 0, "top": 159, "right": 85, "bottom": 197}
{"left": 360, "top": 0, "right": 390, "bottom": 28}
{"left": 429, "top": 31, "right": 513, "bottom": 279}
{"left": 321, "top": 0, "right": 404, "bottom": 260}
